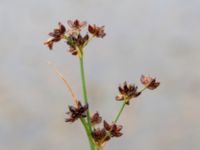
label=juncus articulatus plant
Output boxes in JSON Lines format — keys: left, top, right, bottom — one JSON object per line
{"left": 44, "top": 19, "right": 160, "bottom": 150}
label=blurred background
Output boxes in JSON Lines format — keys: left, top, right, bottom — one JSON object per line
{"left": 0, "top": 0, "right": 200, "bottom": 149}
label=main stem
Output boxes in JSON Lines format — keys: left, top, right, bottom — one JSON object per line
{"left": 80, "top": 118, "right": 96, "bottom": 150}
{"left": 79, "top": 56, "right": 95, "bottom": 150}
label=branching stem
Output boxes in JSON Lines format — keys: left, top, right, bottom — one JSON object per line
{"left": 114, "top": 86, "right": 148, "bottom": 123}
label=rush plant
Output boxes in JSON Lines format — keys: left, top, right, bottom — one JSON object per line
{"left": 44, "top": 19, "right": 160, "bottom": 150}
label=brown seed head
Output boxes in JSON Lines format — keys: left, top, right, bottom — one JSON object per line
{"left": 91, "top": 112, "right": 102, "bottom": 125}
{"left": 67, "top": 19, "right": 87, "bottom": 29}
{"left": 65, "top": 101, "right": 88, "bottom": 123}
{"left": 140, "top": 75, "right": 160, "bottom": 90}
{"left": 116, "top": 81, "right": 141, "bottom": 104}
{"left": 76, "top": 34, "right": 89, "bottom": 47}
{"left": 68, "top": 47, "right": 78, "bottom": 56}
{"left": 44, "top": 22, "right": 66, "bottom": 50}
{"left": 88, "top": 24, "right": 106, "bottom": 38}
{"left": 103, "top": 121, "right": 123, "bottom": 138}
{"left": 92, "top": 128, "right": 108, "bottom": 143}
{"left": 66, "top": 34, "right": 89, "bottom": 56}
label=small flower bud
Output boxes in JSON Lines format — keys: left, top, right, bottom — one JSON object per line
{"left": 67, "top": 19, "right": 87, "bottom": 29}
{"left": 91, "top": 112, "right": 102, "bottom": 125}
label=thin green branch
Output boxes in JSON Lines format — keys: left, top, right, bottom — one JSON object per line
{"left": 140, "top": 86, "right": 147, "bottom": 93}
{"left": 113, "top": 86, "right": 148, "bottom": 123}
{"left": 114, "top": 102, "right": 126, "bottom": 123}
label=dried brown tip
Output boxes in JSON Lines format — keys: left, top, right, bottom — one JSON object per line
{"left": 44, "top": 38, "right": 54, "bottom": 50}
{"left": 48, "top": 61, "right": 79, "bottom": 106}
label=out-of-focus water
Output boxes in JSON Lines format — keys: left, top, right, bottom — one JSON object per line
{"left": 0, "top": 0, "right": 200, "bottom": 150}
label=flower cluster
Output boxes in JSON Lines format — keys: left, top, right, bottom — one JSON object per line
{"left": 115, "top": 75, "right": 160, "bottom": 105}
{"left": 103, "top": 121, "right": 123, "bottom": 138}
{"left": 65, "top": 101, "right": 88, "bottom": 123}
{"left": 44, "top": 22, "right": 66, "bottom": 49}
{"left": 88, "top": 25, "right": 106, "bottom": 38}
{"left": 91, "top": 112, "right": 123, "bottom": 145}
{"left": 92, "top": 120, "right": 123, "bottom": 145}
{"left": 116, "top": 82, "right": 141, "bottom": 105}
{"left": 140, "top": 75, "right": 160, "bottom": 90}
{"left": 44, "top": 19, "right": 106, "bottom": 56}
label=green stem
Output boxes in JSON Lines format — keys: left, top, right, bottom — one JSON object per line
{"left": 62, "top": 37, "right": 96, "bottom": 149}
{"left": 114, "top": 102, "right": 126, "bottom": 123}
{"left": 79, "top": 56, "right": 95, "bottom": 149}
{"left": 114, "top": 86, "right": 148, "bottom": 123}
{"left": 140, "top": 86, "right": 147, "bottom": 93}
{"left": 79, "top": 57, "right": 88, "bottom": 104}
{"left": 79, "top": 56, "right": 92, "bottom": 131}
{"left": 80, "top": 118, "right": 96, "bottom": 150}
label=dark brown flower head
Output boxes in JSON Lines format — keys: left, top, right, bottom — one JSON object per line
{"left": 50, "top": 22, "right": 66, "bottom": 36}
{"left": 91, "top": 112, "right": 102, "bottom": 125}
{"left": 67, "top": 34, "right": 89, "bottom": 47}
{"left": 68, "top": 47, "right": 78, "bottom": 56}
{"left": 88, "top": 24, "right": 106, "bottom": 38}
{"left": 65, "top": 101, "right": 88, "bottom": 123}
{"left": 103, "top": 121, "right": 123, "bottom": 138}
{"left": 67, "top": 19, "right": 87, "bottom": 29}
{"left": 92, "top": 128, "right": 109, "bottom": 143}
{"left": 76, "top": 34, "right": 89, "bottom": 47}
{"left": 66, "top": 34, "right": 89, "bottom": 55}
{"left": 140, "top": 75, "right": 160, "bottom": 90}
{"left": 116, "top": 82, "right": 141, "bottom": 104}
{"left": 44, "top": 22, "right": 66, "bottom": 50}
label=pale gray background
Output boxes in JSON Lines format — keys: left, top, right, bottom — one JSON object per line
{"left": 0, "top": 0, "right": 200, "bottom": 150}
